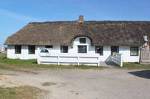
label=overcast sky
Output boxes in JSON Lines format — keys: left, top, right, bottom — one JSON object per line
{"left": 0, "top": 0, "right": 150, "bottom": 44}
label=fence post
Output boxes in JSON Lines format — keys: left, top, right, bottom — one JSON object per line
{"left": 120, "top": 54, "right": 123, "bottom": 67}
{"left": 98, "top": 57, "right": 100, "bottom": 66}
{"left": 57, "top": 56, "right": 60, "bottom": 65}
{"left": 77, "top": 56, "right": 79, "bottom": 66}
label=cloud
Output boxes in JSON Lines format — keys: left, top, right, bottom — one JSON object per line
{"left": 0, "top": 8, "right": 41, "bottom": 22}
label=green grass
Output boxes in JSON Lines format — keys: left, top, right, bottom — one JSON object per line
{"left": 0, "top": 86, "right": 43, "bottom": 99}
{"left": 0, "top": 53, "right": 37, "bottom": 65}
{"left": 0, "top": 53, "right": 104, "bottom": 70}
{"left": 123, "top": 62, "right": 150, "bottom": 69}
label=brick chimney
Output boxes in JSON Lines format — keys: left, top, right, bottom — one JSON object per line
{"left": 78, "top": 15, "right": 84, "bottom": 23}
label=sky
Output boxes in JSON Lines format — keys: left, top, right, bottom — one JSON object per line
{"left": 0, "top": 0, "right": 150, "bottom": 45}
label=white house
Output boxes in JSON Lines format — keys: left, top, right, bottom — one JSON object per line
{"left": 0, "top": 45, "right": 6, "bottom": 53}
{"left": 5, "top": 16, "right": 150, "bottom": 66}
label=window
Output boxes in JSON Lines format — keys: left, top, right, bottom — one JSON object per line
{"left": 61, "top": 46, "right": 68, "bottom": 53}
{"left": 45, "top": 45, "right": 53, "bottom": 48}
{"left": 111, "top": 46, "right": 119, "bottom": 55}
{"left": 28, "top": 45, "right": 35, "bottom": 54}
{"left": 15, "top": 45, "right": 21, "bottom": 54}
{"left": 78, "top": 45, "right": 87, "bottom": 53}
{"left": 95, "top": 46, "right": 103, "bottom": 55}
{"left": 130, "top": 47, "right": 139, "bottom": 56}
{"left": 79, "top": 38, "right": 86, "bottom": 43}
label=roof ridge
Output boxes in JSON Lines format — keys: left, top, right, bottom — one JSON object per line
{"left": 29, "top": 20, "right": 150, "bottom": 25}
{"left": 29, "top": 21, "right": 76, "bottom": 24}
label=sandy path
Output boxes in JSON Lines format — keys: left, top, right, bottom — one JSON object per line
{"left": 0, "top": 69, "right": 150, "bottom": 99}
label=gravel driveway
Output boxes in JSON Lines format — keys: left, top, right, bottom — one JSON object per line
{"left": 0, "top": 68, "right": 150, "bottom": 99}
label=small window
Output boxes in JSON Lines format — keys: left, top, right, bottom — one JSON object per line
{"left": 95, "top": 46, "right": 103, "bottom": 55}
{"left": 61, "top": 46, "right": 68, "bottom": 53}
{"left": 130, "top": 47, "right": 139, "bottom": 56}
{"left": 79, "top": 38, "right": 86, "bottom": 43}
{"left": 28, "top": 45, "right": 35, "bottom": 54}
{"left": 111, "top": 46, "right": 119, "bottom": 55}
{"left": 78, "top": 45, "right": 87, "bottom": 53}
{"left": 15, "top": 45, "right": 21, "bottom": 54}
{"left": 45, "top": 45, "right": 53, "bottom": 48}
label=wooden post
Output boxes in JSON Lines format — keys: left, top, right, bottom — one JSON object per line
{"left": 98, "top": 57, "right": 100, "bottom": 67}
{"left": 57, "top": 56, "right": 60, "bottom": 65}
{"left": 77, "top": 56, "right": 79, "bottom": 66}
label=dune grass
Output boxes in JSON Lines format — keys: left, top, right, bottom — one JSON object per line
{"left": 0, "top": 86, "right": 43, "bottom": 99}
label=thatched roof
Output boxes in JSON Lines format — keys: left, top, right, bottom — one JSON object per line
{"left": 5, "top": 20, "right": 150, "bottom": 46}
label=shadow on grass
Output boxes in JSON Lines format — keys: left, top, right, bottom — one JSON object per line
{"left": 129, "top": 70, "right": 150, "bottom": 79}
{"left": 32, "top": 61, "right": 37, "bottom": 64}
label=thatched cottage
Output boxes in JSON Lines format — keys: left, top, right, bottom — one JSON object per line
{"left": 5, "top": 16, "right": 150, "bottom": 66}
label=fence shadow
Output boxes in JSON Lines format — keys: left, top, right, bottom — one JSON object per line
{"left": 129, "top": 70, "right": 150, "bottom": 79}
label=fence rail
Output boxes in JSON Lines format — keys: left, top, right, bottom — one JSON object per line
{"left": 37, "top": 54, "right": 100, "bottom": 66}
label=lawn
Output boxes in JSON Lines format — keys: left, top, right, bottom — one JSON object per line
{"left": 0, "top": 53, "right": 103, "bottom": 70}
{"left": 0, "top": 86, "right": 43, "bottom": 99}
{"left": 123, "top": 62, "right": 150, "bottom": 69}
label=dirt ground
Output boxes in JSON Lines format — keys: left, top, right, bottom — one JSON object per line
{"left": 0, "top": 68, "right": 150, "bottom": 99}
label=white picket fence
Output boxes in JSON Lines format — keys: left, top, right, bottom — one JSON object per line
{"left": 37, "top": 53, "right": 100, "bottom": 66}
{"left": 111, "top": 54, "right": 123, "bottom": 67}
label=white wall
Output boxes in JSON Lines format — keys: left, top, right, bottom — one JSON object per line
{"left": 7, "top": 45, "right": 38, "bottom": 59}
{"left": 7, "top": 37, "right": 140, "bottom": 62}
{"left": 119, "top": 46, "right": 140, "bottom": 62}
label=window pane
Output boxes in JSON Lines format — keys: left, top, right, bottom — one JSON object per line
{"left": 78, "top": 45, "right": 87, "bottom": 53}
{"left": 61, "top": 46, "right": 68, "bottom": 53}
{"left": 28, "top": 45, "right": 35, "bottom": 54}
{"left": 15, "top": 45, "right": 21, "bottom": 54}
{"left": 79, "top": 38, "right": 86, "bottom": 43}
{"left": 130, "top": 47, "right": 139, "bottom": 56}
{"left": 95, "top": 46, "right": 103, "bottom": 55}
